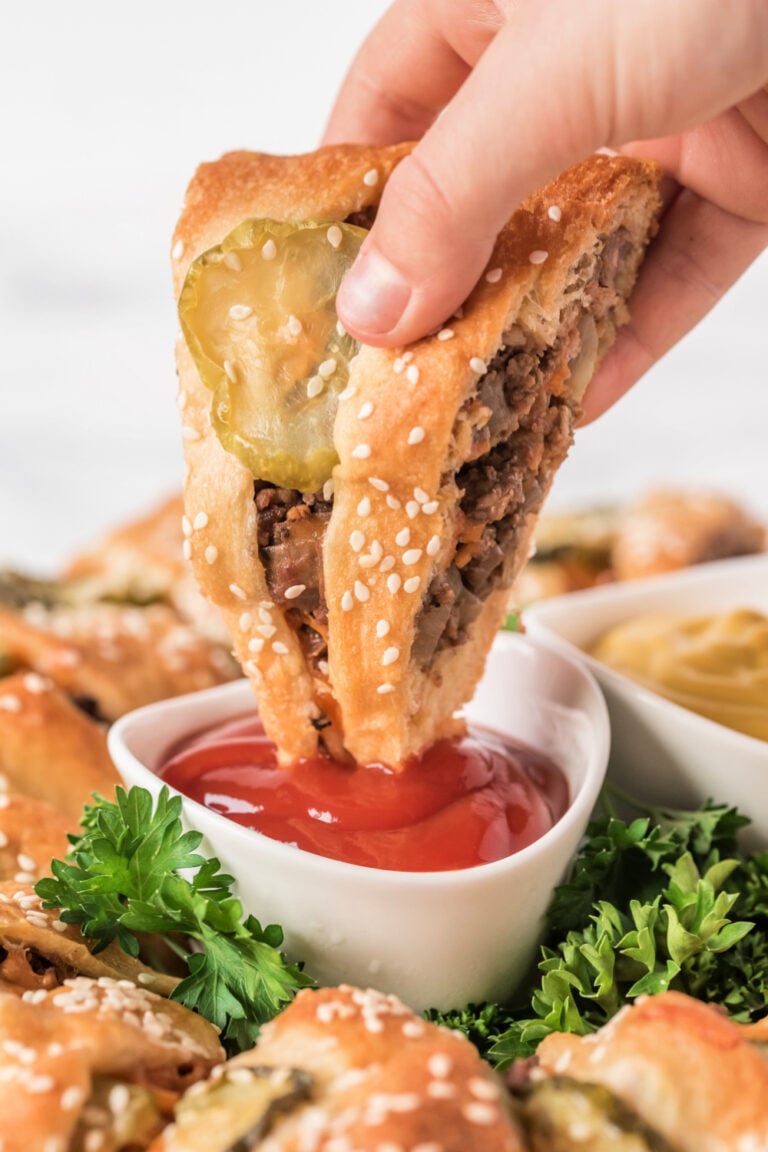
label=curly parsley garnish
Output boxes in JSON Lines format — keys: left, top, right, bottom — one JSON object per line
{"left": 430, "top": 796, "right": 768, "bottom": 1068}
{"left": 36, "top": 786, "right": 312, "bottom": 1053}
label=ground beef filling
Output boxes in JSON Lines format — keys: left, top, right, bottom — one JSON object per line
{"left": 255, "top": 226, "right": 633, "bottom": 674}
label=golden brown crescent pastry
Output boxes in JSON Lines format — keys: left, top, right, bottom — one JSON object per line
{"left": 173, "top": 145, "right": 661, "bottom": 765}
{"left": 64, "top": 491, "right": 231, "bottom": 645}
{"left": 0, "top": 600, "right": 237, "bottom": 723}
{"left": 612, "top": 487, "right": 767, "bottom": 581}
{"left": 0, "top": 881, "right": 177, "bottom": 999}
{"left": 0, "top": 792, "right": 72, "bottom": 883}
{"left": 152, "top": 984, "right": 523, "bottom": 1151}
{"left": 0, "top": 671, "right": 118, "bottom": 818}
{"left": 533, "top": 991, "right": 768, "bottom": 1151}
{"left": 0, "top": 977, "right": 222, "bottom": 1151}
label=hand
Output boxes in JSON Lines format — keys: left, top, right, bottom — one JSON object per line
{"left": 324, "top": 0, "right": 768, "bottom": 421}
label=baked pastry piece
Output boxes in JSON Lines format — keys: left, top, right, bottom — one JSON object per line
{"left": 0, "top": 600, "right": 237, "bottom": 723}
{"left": 0, "top": 976, "right": 222, "bottom": 1152}
{"left": 152, "top": 983, "right": 523, "bottom": 1151}
{"left": 0, "top": 792, "right": 72, "bottom": 884}
{"left": 64, "top": 491, "right": 231, "bottom": 645}
{"left": 0, "top": 671, "right": 118, "bottom": 818}
{"left": 0, "top": 881, "right": 178, "bottom": 998}
{"left": 525, "top": 991, "right": 768, "bottom": 1151}
{"left": 173, "top": 145, "right": 661, "bottom": 764}
{"left": 611, "top": 487, "right": 766, "bottom": 581}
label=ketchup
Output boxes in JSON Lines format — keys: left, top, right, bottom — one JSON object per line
{"left": 160, "top": 716, "right": 568, "bottom": 872}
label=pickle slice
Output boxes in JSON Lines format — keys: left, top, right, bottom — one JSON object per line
{"left": 179, "top": 219, "right": 364, "bottom": 492}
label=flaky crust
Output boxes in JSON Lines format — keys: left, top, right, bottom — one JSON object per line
{"left": 154, "top": 984, "right": 523, "bottom": 1151}
{"left": 174, "top": 145, "right": 660, "bottom": 764}
{"left": 536, "top": 991, "right": 768, "bottom": 1151}
{"left": 612, "top": 487, "right": 767, "bottom": 580}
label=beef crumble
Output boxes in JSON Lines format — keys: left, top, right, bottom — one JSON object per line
{"left": 254, "top": 226, "right": 634, "bottom": 676}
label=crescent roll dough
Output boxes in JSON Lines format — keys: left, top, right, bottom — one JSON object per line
{"left": 172, "top": 145, "right": 661, "bottom": 764}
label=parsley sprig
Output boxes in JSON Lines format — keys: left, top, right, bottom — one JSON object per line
{"left": 36, "top": 787, "right": 312, "bottom": 1053}
{"left": 430, "top": 796, "right": 768, "bottom": 1068}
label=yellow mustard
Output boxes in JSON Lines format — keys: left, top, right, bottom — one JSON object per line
{"left": 591, "top": 608, "right": 768, "bottom": 742}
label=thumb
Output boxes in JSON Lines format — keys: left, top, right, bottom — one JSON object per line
{"left": 336, "top": 0, "right": 767, "bottom": 348}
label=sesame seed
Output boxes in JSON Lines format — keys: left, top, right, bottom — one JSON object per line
{"left": 339, "top": 384, "right": 357, "bottom": 401}
{"left": 402, "top": 1019, "right": 426, "bottom": 1038}
{"left": 422, "top": 500, "right": 439, "bottom": 515}
{"left": 257, "top": 624, "right": 277, "bottom": 638}
{"left": 354, "top": 581, "right": 370, "bottom": 603}
{"left": 181, "top": 516, "right": 192, "bottom": 537}
{"left": 428, "top": 1053, "right": 452, "bottom": 1078}
{"left": 204, "top": 546, "right": 218, "bottom": 565}
{"left": 172, "top": 239, "right": 184, "bottom": 261}
{"left": 272, "top": 641, "right": 289, "bottom": 655}
{"left": 548, "top": 205, "right": 562, "bottom": 221}
{"left": 352, "top": 443, "right": 372, "bottom": 459}
{"left": 182, "top": 540, "right": 191, "bottom": 560}
{"left": 363, "top": 168, "right": 379, "bottom": 186}
{"left": 307, "top": 376, "right": 324, "bottom": 399}
{"left": 358, "top": 554, "right": 376, "bottom": 569}
{"left": 229, "top": 304, "right": 253, "bottom": 320}
{"left": 323, "top": 479, "right": 335, "bottom": 501}
{"left": 336, "top": 320, "right": 346, "bottom": 337}
{"left": 223, "top": 359, "right": 238, "bottom": 384}
{"left": 462, "top": 1102, "right": 499, "bottom": 1125}
{"left": 287, "top": 314, "right": 303, "bottom": 336}
{"left": 393, "top": 358, "right": 404, "bottom": 374}
{"left": 406, "top": 364, "right": 420, "bottom": 384}
{"left": 369, "top": 540, "right": 383, "bottom": 561}
{"left": 358, "top": 401, "right": 374, "bottom": 420}
{"left": 0, "top": 695, "right": 21, "bottom": 713}
{"left": 404, "top": 576, "right": 421, "bottom": 593}
{"left": 262, "top": 239, "right": 277, "bottom": 260}
{"left": 437, "top": 328, "right": 454, "bottom": 341}
{"left": 327, "top": 225, "right": 343, "bottom": 248}
{"left": 529, "top": 249, "right": 548, "bottom": 264}
{"left": 426, "top": 1082, "right": 455, "bottom": 1101}
{"left": 17, "top": 853, "right": 37, "bottom": 872}
{"left": 407, "top": 426, "right": 425, "bottom": 445}
{"left": 0, "top": 831, "right": 7, "bottom": 847}
{"left": 468, "top": 1077, "right": 500, "bottom": 1101}
{"left": 369, "top": 477, "right": 389, "bottom": 492}
{"left": 386, "top": 574, "right": 402, "bottom": 594}
{"left": 258, "top": 606, "right": 273, "bottom": 623}
{"left": 386, "top": 494, "right": 401, "bottom": 510}
{"left": 470, "top": 356, "right": 487, "bottom": 375}
{"left": 402, "top": 351, "right": 414, "bottom": 363}
{"left": 284, "top": 584, "right": 306, "bottom": 600}
{"left": 319, "top": 358, "right": 337, "bottom": 378}
{"left": 382, "top": 647, "right": 400, "bottom": 666}
{"left": 62, "top": 1086, "right": 85, "bottom": 1110}
{"left": 177, "top": 390, "right": 187, "bottom": 410}
{"left": 376, "top": 619, "right": 390, "bottom": 638}
{"left": 414, "top": 487, "right": 429, "bottom": 503}
{"left": 485, "top": 267, "right": 503, "bottom": 283}
{"left": 357, "top": 497, "right": 371, "bottom": 517}
{"left": 406, "top": 501, "right": 420, "bottom": 519}
{"left": 341, "top": 591, "right": 354, "bottom": 612}
{"left": 426, "top": 535, "right": 441, "bottom": 556}
{"left": 318, "top": 660, "right": 329, "bottom": 675}
{"left": 350, "top": 530, "right": 366, "bottom": 552}
{"left": 229, "top": 583, "right": 247, "bottom": 600}
{"left": 403, "top": 549, "right": 422, "bottom": 565}
{"left": 395, "top": 527, "right": 410, "bottom": 547}
{"left": 193, "top": 511, "right": 209, "bottom": 530}
{"left": 224, "top": 251, "right": 243, "bottom": 271}
{"left": 377, "top": 683, "right": 395, "bottom": 695}
{"left": 380, "top": 555, "right": 396, "bottom": 572}
{"left": 26, "top": 674, "right": 48, "bottom": 695}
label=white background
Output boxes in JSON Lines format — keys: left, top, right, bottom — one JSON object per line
{"left": 1, "top": 1, "right": 766, "bottom": 573}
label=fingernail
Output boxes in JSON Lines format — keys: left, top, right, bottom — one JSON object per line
{"left": 337, "top": 247, "right": 411, "bottom": 336}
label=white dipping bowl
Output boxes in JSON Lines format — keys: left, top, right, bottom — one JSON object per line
{"left": 526, "top": 554, "right": 768, "bottom": 848}
{"left": 108, "top": 631, "right": 608, "bottom": 1012}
